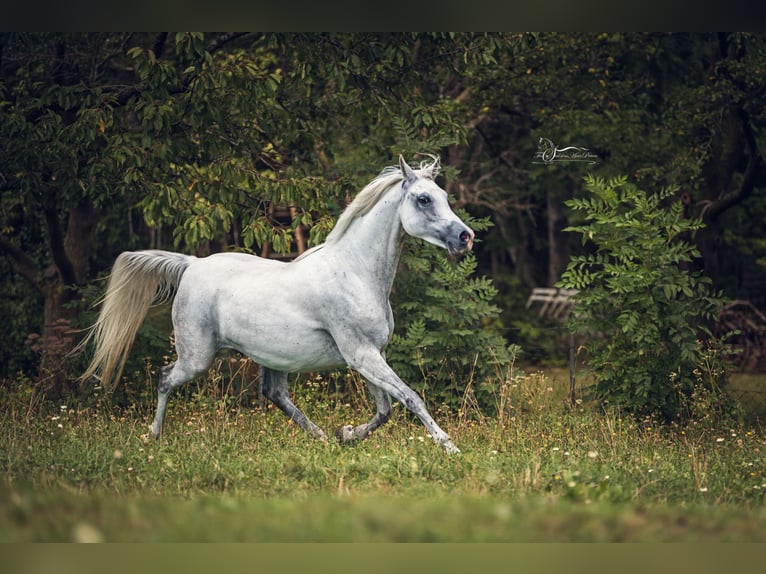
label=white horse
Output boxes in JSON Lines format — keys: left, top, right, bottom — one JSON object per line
{"left": 81, "top": 156, "right": 474, "bottom": 453}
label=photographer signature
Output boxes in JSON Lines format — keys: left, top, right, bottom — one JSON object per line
{"left": 534, "top": 137, "right": 599, "bottom": 165}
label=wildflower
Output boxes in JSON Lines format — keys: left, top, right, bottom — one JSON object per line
{"left": 699, "top": 487, "right": 708, "bottom": 492}
{"left": 587, "top": 450, "right": 598, "bottom": 459}
{"left": 716, "top": 438, "right": 725, "bottom": 443}
{"left": 113, "top": 449, "right": 123, "bottom": 459}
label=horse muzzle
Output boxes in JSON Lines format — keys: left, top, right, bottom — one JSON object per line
{"left": 445, "top": 223, "right": 475, "bottom": 255}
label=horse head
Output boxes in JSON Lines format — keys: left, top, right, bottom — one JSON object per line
{"left": 397, "top": 155, "right": 474, "bottom": 255}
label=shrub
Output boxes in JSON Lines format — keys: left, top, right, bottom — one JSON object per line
{"left": 387, "top": 210, "right": 510, "bottom": 412}
{"left": 558, "top": 175, "right": 728, "bottom": 420}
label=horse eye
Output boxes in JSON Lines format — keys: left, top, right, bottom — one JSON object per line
{"left": 417, "top": 194, "right": 432, "bottom": 207}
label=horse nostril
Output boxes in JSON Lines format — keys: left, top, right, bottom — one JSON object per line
{"left": 459, "top": 231, "right": 471, "bottom": 244}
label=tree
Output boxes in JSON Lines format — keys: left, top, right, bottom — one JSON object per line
{"left": 0, "top": 32, "right": 286, "bottom": 392}
{"left": 1, "top": 33, "right": 136, "bottom": 391}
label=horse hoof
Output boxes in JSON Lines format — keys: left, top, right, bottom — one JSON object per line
{"left": 335, "top": 425, "right": 356, "bottom": 444}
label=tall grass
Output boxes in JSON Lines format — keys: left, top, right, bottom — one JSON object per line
{"left": 2, "top": 364, "right": 766, "bottom": 541}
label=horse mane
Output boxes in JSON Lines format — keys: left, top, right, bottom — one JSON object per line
{"left": 324, "top": 157, "right": 441, "bottom": 245}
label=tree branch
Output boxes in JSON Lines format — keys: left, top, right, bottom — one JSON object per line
{"left": 703, "top": 111, "right": 764, "bottom": 223}
{"left": 0, "top": 237, "right": 42, "bottom": 292}
{"left": 207, "top": 32, "right": 249, "bottom": 55}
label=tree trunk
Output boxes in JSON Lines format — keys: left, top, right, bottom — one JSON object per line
{"left": 546, "top": 189, "right": 569, "bottom": 287}
{"left": 34, "top": 201, "right": 99, "bottom": 397}
{"left": 694, "top": 34, "right": 764, "bottom": 288}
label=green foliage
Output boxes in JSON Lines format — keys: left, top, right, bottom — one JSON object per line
{"left": 558, "top": 175, "right": 729, "bottom": 420}
{"left": 386, "top": 211, "right": 510, "bottom": 411}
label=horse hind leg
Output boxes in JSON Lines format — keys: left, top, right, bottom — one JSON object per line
{"left": 260, "top": 367, "right": 328, "bottom": 442}
{"left": 337, "top": 381, "right": 391, "bottom": 444}
{"left": 149, "top": 353, "right": 213, "bottom": 438}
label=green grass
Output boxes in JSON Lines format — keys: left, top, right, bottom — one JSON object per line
{"left": 2, "top": 369, "right": 766, "bottom": 541}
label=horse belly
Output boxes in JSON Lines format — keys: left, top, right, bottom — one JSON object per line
{"left": 237, "top": 329, "right": 345, "bottom": 372}
{"left": 217, "top": 304, "right": 346, "bottom": 372}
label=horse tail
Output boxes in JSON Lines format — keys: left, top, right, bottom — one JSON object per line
{"left": 79, "top": 250, "right": 194, "bottom": 391}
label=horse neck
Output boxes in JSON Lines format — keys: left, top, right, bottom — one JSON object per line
{"left": 330, "top": 186, "right": 404, "bottom": 293}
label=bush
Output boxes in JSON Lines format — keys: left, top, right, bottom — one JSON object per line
{"left": 558, "top": 175, "right": 728, "bottom": 420}
{"left": 386, "top": 210, "right": 510, "bottom": 412}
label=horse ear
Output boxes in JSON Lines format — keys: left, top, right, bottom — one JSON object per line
{"left": 399, "top": 155, "right": 418, "bottom": 190}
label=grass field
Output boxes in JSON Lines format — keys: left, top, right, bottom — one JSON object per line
{"left": 2, "top": 368, "right": 766, "bottom": 542}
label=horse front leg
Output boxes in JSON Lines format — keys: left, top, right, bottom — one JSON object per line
{"left": 345, "top": 347, "right": 459, "bottom": 454}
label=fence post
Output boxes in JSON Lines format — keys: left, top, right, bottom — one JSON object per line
{"left": 569, "top": 332, "right": 576, "bottom": 407}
